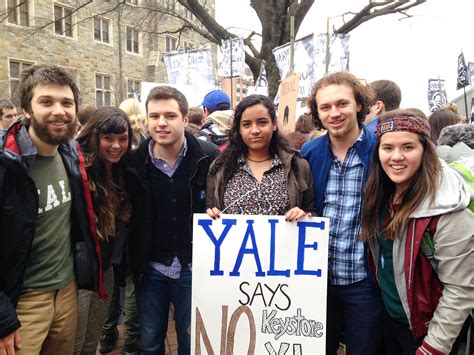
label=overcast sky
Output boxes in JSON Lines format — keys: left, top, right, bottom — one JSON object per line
{"left": 215, "top": 0, "right": 473, "bottom": 115}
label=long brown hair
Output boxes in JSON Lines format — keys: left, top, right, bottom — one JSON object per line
{"left": 360, "top": 121, "right": 441, "bottom": 241}
{"left": 77, "top": 106, "right": 132, "bottom": 239}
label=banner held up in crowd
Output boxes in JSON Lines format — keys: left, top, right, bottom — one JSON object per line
{"left": 273, "top": 33, "right": 349, "bottom": 102}
{"left": 163, "top": 47, "right": 214, "bottom": 103}
{"left": 427, "top": 79, "right": 447, "bottom": 112}
{"left": 218, "top": 37, "right": 246, "bottom": 78}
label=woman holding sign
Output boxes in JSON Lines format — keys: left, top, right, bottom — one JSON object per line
{"left": 206, "top": 94, "right": 314, "bottom": 219}
{"left": 360, "top": 109, "right": 473, "bottom": 355}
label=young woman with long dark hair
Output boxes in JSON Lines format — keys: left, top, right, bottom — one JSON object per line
{"left": 360, "top": 109, "right": 473, "bottom": 355}
{"left": 74, "top": 106, "right": 133, "bottom": 355}
{"left": 206, "top": 94, "right": 314, "bottom": 220}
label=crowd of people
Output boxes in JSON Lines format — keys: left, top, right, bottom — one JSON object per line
{"left": 0, "top": 64, "right": 472, "bottom": 355}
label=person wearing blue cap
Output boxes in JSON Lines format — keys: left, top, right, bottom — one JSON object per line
{"left": 201, "top": 90, "right": 231, "bottom": 119}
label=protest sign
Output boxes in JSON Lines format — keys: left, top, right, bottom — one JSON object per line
{"left": 273, "top": 33, "right": 349, "bottom": 103}
{"left": 163, "top": 47, "right": 214, "bottom": 103}
{"left": 191, "top": 214, "right": 330, "bottom": 355}
{"left": 277, "top": 73, "right": 301, "bottom": 134}
{"left": 219, "top": 37, "right": 246, "bottom": 78}
{"left": 427, "top": 79, "right": 447, "bottom": 112}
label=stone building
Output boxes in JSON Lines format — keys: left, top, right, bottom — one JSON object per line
{"left": 0, "top": 0, "right": 215, "bottom": 107}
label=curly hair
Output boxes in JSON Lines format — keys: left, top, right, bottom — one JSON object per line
{"left": 209, "top": 94, "right": 291, "bottom": 183}
{"left": 308, "top": 71, "right": 372, "bottom": 129}
{"left": 77, "top": 106, "right": 133, "bottom": 239}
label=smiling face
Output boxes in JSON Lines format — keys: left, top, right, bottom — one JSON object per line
{"left": 99, "top": 131, "right": 129, "bottom": 166}
{"left": 316, "top": 84, "right": 361, "bottom": 142}
{"left": 379, "top": 131, "right": 424, "bottom": 194}
{"left": 239, "top": 103, "right": 276, "bottom": 156}
{"left": 24, "top": 83, "right": 77, "bottom": 146}
{"left": 147, "top": 98, "right": 188, "bottom": 150}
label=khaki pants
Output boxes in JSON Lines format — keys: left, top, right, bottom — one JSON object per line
{"left": 16, "top": 280, "right": 78, "bottom": 355}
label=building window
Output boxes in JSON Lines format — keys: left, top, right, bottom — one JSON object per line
{"left": 54, "top": 3, "right": 74, "bottom": 37}
{"left": 7, "top": 0, "right": 29, "bottom": 26}
{"left": 9, "top": 59, "right": 34, "bottom": 105}
{"left": 94, "top": 17, "right": 110, "bottom": 44}
{"left": 95, "top": 74, "right": 111, "bottom": 106}
{"left": 165, "top": 35, "right": 177, "bottom": 52}
{"left": 127, "top": 79, "right": 141, "bottom": 101}
{"left": 126, "top": 27, "right": 139, "bottom": 54}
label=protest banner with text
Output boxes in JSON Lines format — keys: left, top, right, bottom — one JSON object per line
{"left": 191, "top": 214, "right": 330, "bottom": 355}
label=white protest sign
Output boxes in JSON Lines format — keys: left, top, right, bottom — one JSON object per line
{"left": 219, "top": 37, "right": 246, "bottom": 78}
{"left": 162, "top": 48, "right": 215, "bottom": 105}
{"left": 191, "top": 214, "right": 330, "bottom": 355}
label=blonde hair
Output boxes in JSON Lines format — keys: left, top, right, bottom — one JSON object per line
{"left": 119, "top": 98, "right": 148, "bottom": 147}
{"left": 119, "top": 98, "right": 146, "bottom": 125}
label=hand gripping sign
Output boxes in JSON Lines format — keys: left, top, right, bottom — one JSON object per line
{"left": 191, "top": 214, "right": 330, "bottom": 355}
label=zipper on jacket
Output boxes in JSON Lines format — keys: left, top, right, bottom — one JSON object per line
{"left": 408, "top": 222, "right": 416, "bottom": 290}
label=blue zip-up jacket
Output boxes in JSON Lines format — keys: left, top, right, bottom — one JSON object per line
{"left": 301, "top": 125, "right": 376, "bottom": 216}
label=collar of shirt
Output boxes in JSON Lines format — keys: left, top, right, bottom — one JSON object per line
{"left": 147, "top": 137, "right": 188, "bottom": 173}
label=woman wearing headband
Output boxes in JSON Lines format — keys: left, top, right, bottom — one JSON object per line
{"left": 360, "top": 109, "right": 473, "bottom": 355}
{"left": 206, "top": 94, "right": 314, "bottom": 220}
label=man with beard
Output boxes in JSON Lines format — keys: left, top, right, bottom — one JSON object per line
{"left": 0, "top": 65, "right": 102, "bottom": 355}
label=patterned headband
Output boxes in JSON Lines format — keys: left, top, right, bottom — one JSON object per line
{"left": 376, "top": 115, "right": 431, "bottom": 139}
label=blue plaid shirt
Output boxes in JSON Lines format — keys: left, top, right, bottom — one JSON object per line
{"left": 323, "top": 133, "right": 367, "bottom": 285}
{"left": 148, "top": 138, "right": 192, "bottom": 279}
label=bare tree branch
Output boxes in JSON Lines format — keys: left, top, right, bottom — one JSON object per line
{"left": 335, "top": 0, "right": 427, "bottom": 34}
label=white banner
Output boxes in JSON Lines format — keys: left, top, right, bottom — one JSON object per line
{"left": 219, "top": 37, "right": 246, "bottom": 78}
{"left": 191, "top": 214, "right": 330, "bottom": 355}
{"left": 163, "top": 48, "right": 214, "bottom": 104}
{"left": 273, "top": 33, "right": 350, "bottom": 102}
{"left": 248, "top": 61, "right": 269, "bottom": 96}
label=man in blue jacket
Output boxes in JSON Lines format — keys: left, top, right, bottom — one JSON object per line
{"left": 301, "top": 72, "right": 382, "bottom": 355}
{"left": 0, "top": 65, "right": 101, "bottom": 354}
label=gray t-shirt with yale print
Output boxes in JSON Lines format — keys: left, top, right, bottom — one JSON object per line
{"left": 22, "top": 153, "right": 74, "bottom": 292}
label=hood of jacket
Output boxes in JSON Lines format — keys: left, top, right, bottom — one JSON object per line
{"left": 0, "top": 121, "right": 37, "bottom": 171}
{"left": 436, "top": 142, "right": 473, "bottom": 163}
{"left": 206, "top": 110, "right": 233, "bottom": 135}
{"left": 411, "top": 159, "right": 471, "bottom": 218}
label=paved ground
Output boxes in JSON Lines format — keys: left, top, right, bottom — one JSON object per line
{"left": 100, "top": 307, "right": 469, "bottom": 355}
{"left": 97, "top": 307, "right": 178, "bottom": 355}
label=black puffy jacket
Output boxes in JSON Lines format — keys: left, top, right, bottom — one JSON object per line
{"left": 0, "top": 122, "right": 102, "bottom": 338}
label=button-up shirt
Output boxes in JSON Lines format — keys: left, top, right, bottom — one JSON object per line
{"left": 323, "top": 132, "right": 367, "bottom": 285}
{"left": 223, "top": 155, "right": 290, "bottom": 215}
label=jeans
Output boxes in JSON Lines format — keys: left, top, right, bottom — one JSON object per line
{"left": 325, "top": 277, "right": 383, "bottom": 355}
{"left": 136, "top": 264, "right": 192, "bottom": 355}
{"left": 74, "top": 268, "right": 114, "bottom": 355}
{"left": 102, "top": 271, "right": 140, "bottom": 346}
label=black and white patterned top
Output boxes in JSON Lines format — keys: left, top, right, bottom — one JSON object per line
{"left": 222, "top": 155, "right": 290, "bottom": 215}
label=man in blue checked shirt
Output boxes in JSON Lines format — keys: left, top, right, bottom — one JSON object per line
{"left": 301, "top": 72, "right": 382, "bottom": 355}
{"left": 126, "top": 86, "right": 219, "bottom": 354}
